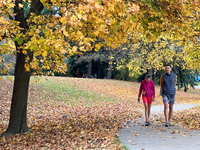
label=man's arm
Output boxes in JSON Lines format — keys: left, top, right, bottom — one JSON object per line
{"left": 160, "top": 75, "right": 164, "bottom": 90}
{"left": 152, "top": 81, "right": 155, "bottom": 98}
{"left": 160, "top": 75, "right": 164, "bottom": 96}
{"left": 175, "top": 75, "right": 177, "bottom": 85}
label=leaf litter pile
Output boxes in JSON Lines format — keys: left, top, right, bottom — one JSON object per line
{"left": 173, "top": 106, "right": 200, "bottom": 130}
{"left": 0, "top": 77, "right": 200, "bottom": 149}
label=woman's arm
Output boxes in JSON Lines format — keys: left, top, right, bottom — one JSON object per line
{"left": 138, "top": 81, "right": 143, "bottom": 98}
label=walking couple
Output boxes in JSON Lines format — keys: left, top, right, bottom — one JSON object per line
{"left": 138, "top": 65, "right": 177, "bottom": 127}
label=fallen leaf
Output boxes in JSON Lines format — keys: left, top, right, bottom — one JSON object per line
{"left": 131, "top": 143, "right": 136, "bottom": 145}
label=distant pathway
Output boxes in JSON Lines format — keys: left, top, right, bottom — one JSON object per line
{"left": 119, "top": 104, "right": 200, "bottom": 150}
{"left": 194, "top": 86, "right": 200, "bottom": 89}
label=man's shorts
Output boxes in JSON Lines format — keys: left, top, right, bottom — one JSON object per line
{"left": 142, "top": 96, "right": 152, "bottom": 105}
{"left": 162, "top": 94, "right": 175, "bottom": 104}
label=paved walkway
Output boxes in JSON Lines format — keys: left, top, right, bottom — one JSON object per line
{"left": 119, "top": 104, "right": 200, "bottom": 150}
{"left": 194, "top": 85, "right": 200, "bottom": 89}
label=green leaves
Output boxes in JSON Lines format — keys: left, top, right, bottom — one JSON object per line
{"left": 13, "top": 35, "right": 23, "bottom": 45}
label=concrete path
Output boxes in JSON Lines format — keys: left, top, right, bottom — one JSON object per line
{"left": 194, "top": 86, "right": 200, "bottom": 89}
{"left": 119, "top": 104, "right": 200, "bottom": 150}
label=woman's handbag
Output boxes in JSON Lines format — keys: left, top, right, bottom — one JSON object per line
{"left": 142, "top": 90, "right": 146, "bottom": 96}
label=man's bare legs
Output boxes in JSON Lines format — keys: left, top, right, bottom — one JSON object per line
{"left": 164, "top": 103, "right": 174, "bottom": 126}
{"left": 164, "top": 102, "right": 169, "bottom": 122}
{"left": 168, "top": 104, "right": 173, "bottom": 122}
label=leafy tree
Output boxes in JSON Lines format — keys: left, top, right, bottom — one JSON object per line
{"left": 173, "top": 67, "right": 196, "bottom": 92}
{"left": 0, "top": 0, "right": 199, "bottom": 137}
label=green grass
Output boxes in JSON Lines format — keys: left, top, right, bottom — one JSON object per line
{"left": 113, "top": 136, "right": 130, "bottom": 150}
{"left": 0, "top": 75, "right": 14, "bottom": 81}
{"left": 32, "top": 76, "right": 117, "bottom": 105}
{"left": 194, "top": 105, "right": 200, "bottom": 110}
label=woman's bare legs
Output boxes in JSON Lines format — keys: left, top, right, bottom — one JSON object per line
{"left": 144, "top": 103, "right": 149, "bottom": 122}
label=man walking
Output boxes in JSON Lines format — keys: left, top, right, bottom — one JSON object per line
{"left": 160, "top": 65, "right": 177, "bottom": 127}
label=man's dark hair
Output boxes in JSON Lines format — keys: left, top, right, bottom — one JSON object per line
{"left": 145, "top": 74, "right": 151, "bottom": 79}
{"left": 165, "top": 65, "right": 171, "bottom": 68}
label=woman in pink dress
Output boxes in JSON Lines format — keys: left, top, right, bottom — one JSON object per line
{"left": 138, "top": 74, "right": 155, "bottom": 126}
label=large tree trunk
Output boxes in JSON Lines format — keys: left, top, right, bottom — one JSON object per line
{"left": 152, "top": 68, "right": 155, "bottom": 82}
{"left": 107, "top": 60, "right": 112, "bottom": 79}
{"left": 1, "top": 45, "right": 32, "bottom": 137}
{"left": 1, "top": 0, "right": 40, "bottom": 137}
{"left": 97, "top": 59, "right": 101, "bottom": 79}
{"left": 178, "top": 74, "right": 181, "bottom": 91}
{"left": 87, "top": 60, "right": 92, "bottom": 78}
{"left": 147, "top": 69, "right": 152, "bottom": 77}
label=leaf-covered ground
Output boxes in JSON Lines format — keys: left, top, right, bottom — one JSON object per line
{"left": 0, "top": 76, "right": 200, "bottom": 149}
{"left": 173, "top": 106, "right": 200, "bottom": 130}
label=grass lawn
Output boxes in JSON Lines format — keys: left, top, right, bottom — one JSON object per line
{"left": 0, "top": 76, "right": 200, "bottom": 149}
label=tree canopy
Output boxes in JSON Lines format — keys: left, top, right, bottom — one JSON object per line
{"left": 1, "top": 0, "right": 199, "bottom": 75}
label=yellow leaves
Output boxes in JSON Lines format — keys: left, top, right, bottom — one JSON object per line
{"left": 18, "top": 3, "right": 24, "bottom": 8}
{"left": 82, "top": 14, "right": 87, "bottom": 21}
{"left": 95, "top": 43, "right": 101, "bottom": 52}
{"left": 77, "top": 14, "right": 82, "bottom": 19}
{"left": 42, "top": 51, "right": 48, "bottom": 57}
{"left": 132, "top": 143, "right": 137, "bottom": 145}
{"left": 63, "top": 30, "right": 69, "bottom": 37}
{"left": 0, "top": 0, "right": 199, "bottom": 76}
{"left": 5, "top": 0, "right": 15, "bottom": 8}
{"left": 24, "top": 63, "right": 30, "bottom": 72}
{"left": 76, "top": 30, "right": 84, "bottom": 40}
{"left": 72, "top": 46, "right": 78, "bottom": 52}
{"left": 22, "top": 50, "right": 27, "bottom": 55}
{"left": 173, "top": 106, "right": 200, "bottom": 130}
{"left": 181, "top": 134, "right": 186, "bottom": 137}
{"left": 60, "top": 49, "right": 66, "bottom": 55}
{"left": 128, "top": 3, "right": 140, "bottom": 14}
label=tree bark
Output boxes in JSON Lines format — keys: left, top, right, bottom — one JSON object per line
{"left": 1, "top": 0, "right": 42, "bottom": 137}
{"left": 87, "top": 60, "right": 92, "bottom": 78}
{"left": 107, "top": 60, "right": 112, "bottom": 79}
{"left": 1, "top": 44, "right": 33, "bottom": 137}
{"left": 147, "top": 69, "right": 152, "bottom": 77}
{"left": 97, "top": 59, "right": 101, "bottom": 79}
{"left": 178, "top": 74, "right": 181, "bottom": 91}
{"left": 152, "top": 68, "right": 155, "bottom": 82}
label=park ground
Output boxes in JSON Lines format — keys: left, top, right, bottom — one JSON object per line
{"left": 0, "top": 76, "right": 200, "bottom": 149}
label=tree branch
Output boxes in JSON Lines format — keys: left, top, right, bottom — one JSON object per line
{"left": 26, "top": 0, "right": 44, "bottom": 19}
{"left": 0, "top": 34, "right": 9, "bottom": 41}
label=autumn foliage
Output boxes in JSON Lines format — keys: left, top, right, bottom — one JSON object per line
{"left": 1, "top": 77, "right": 200, "bottom": 149}
{"left": 0, "top": 0, "right": 200, "bottom": 74}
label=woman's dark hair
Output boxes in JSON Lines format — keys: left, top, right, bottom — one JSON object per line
{"left": 145, "top": 74, "right": 151, "bottom": 79}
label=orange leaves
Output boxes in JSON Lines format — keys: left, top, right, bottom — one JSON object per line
{"left": 173, "top": 107, "right": 200, "bottom": 130}
{"left": 1, "top": 77, "right": 200, "bottom": 148}
{"left": 128, "top": 2, "right": 140, "bottom": 14}
{"left": 0, "top": 77, "right": 142, "bottom": 149}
